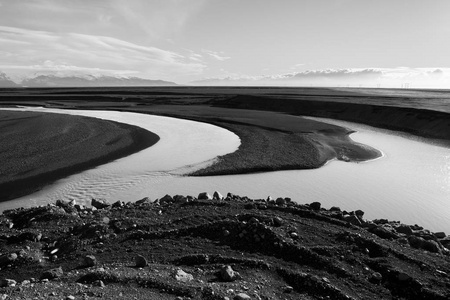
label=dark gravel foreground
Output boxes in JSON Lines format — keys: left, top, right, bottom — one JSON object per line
{"left": 0, "top": 194, "right": 449, "bottom": 299}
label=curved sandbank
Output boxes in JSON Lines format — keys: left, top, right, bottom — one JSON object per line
{"left": 0, "top": 110, "right": 159, "bottom": 201}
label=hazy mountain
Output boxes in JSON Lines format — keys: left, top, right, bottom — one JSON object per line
{"left": 21, "top": 74, "right": 177, "bottom": 87}
{"left": 0, "top": 72, "right": 20, "bottom": 87}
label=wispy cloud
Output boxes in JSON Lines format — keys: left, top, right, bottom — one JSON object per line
{"left": 0, "top": 26, "right": 205, "bottom": 80}
{"left": 202, "top": 49, "right": 231, "bottom": 61}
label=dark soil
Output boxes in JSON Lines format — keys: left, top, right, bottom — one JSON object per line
{"left": 1, "top": 195, "right": 449, "bottom": 299}
{"left": 0, "top": 110, "right": 159, "bottom": 202}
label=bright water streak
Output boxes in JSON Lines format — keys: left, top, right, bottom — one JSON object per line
{"left": 1, "top": 108, "right": 449, "bottom": 232}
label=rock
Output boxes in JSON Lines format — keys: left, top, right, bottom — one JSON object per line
{"left": 234, "top": 293, "right": 251, "bottom": 300}
{"left": 173, "top": 268, "right": 193, "bottom": 282}
{"left": 290, "top": 232, "right": 299, "bottom": 239}
{"left": 434, "top": 232, "right": 446, "bottom": 239}
{"left": 135, "top": 197, "right": 152, "bottom": 205}
{"left": 343, "top": 214, "right": 362, "bottom": 226}
{"left": 91, "top": 198, "right": 110, "bottom": 209}
{"left": 135, "top": 254, "right": 147, "bottom": 267}
{"left": 397, "top": 272, "right": 411, "bottom": 281}
{"left": 159, "top": 194, "right": 174, "bottom": 205}
{"left": 355, "top": 210, "right": 364, "bottom": 218}
{"left": 369, "top": 272, "right": 383, "bottom": 284}
{"left": 408, "top": 235, "right": 424, "bottom": 249}
{"left": 330, "top": 206, "right": 341, "bottom": 212}
{"left": 396, "top": 224, "right": 413, "bottom": 235}
{"left": 66, "top": 296, "right": 75, "bottom": 300}
{"left": 219, "top": 265, "right": 241, "bottom": 282}
{"left": 94, "top": 280, "right": 105, "bottom": 287}
{"left": 371, "top": 225, "right": 399, "bottom": 239}
{"left": 173, "top": 195, "right": 188, "bottom": 203}
{"left": 111, "top": 201, "right": 124, "bottom": 208}
{"left": 198, "top": 192, "right": 212, "bottom": 200}
{"left": 0, "top": 279, "right": 17, "bottom": 287}
{"left": 82, "top": 255, "right": 97, "bottom": 267}
{"left": 309, "top": 202, "right": 321, "bottom": 210}
{"left": 272, "top": 217, "right": 283, "bottom": 227}
{"left": 422, "top": 240, "right": 442, "bottom": 253}
{"left": 283, "top": 285, "right": 294, "bottom": 293}
{"left": 275, "top": 197, "right": 286, "bottom": 206}
{"left": 0, "top": 253, "right": 17, "bottom": 267}
{"left": 41, "top": 266, "right": 63, "bottom": 280}
{"left": 213, "top": 191, "right": 224, "bottom": 200}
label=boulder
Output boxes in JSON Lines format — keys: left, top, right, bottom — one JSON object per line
{"left": 198, "top": 192, "right": 212, "bottom": 200}
{"left": 330, "top": 206, "right": 341, "bottom": 212}
{"left": 91, "top": 198, "right": 110, "bottom": 209}
{"left": 173, "top": 195, "right": 188, "bottom": 204}
{"left": 343, "top": 214, "right": 362, "bottom": 226}
{"left": 219, "top": 265, "right": 241, "bottom": 282}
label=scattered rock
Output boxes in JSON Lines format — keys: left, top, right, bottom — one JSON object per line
{"left": 198, "top": 192, "right": 212, "bottom": 200}
{"left": 173, "top": 268, "right": 193, "bottom": 282}
{"left": 135, "top": 254, "right": 147, "bottom": 268}
{"left": 219, "top": 265, "right": 241, "bottom": 282}
{"left": 91, "top": 198, "right": 110, "bottom": 209}
{"left": 41, "top": 266, "right": 63, "bottom": 280}
{"left": 213, "top": 191, "right": 224, "bottom": 200}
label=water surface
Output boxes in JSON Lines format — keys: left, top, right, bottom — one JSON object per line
{"left": 1, "top": 107, "right": 449, "bottom": 232}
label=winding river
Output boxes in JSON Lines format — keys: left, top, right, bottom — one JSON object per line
{"left": 1, "top": 107, "right": 449, "bottom": 232}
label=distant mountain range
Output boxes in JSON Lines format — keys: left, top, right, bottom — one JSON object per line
{"left": 0, "top": 72, "right": 177, "bottom": 87}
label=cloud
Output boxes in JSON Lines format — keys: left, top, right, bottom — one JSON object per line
{"left": 0, "top": 26, "right": 205, "bottom": 80}
{"left": 202, "top": 49, "right": 231, "bottom": 61}
{"left": 192, "top": 68, "right": 450, "bottom": 88}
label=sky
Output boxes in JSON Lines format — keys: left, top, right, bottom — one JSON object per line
{"left": 1, "top": 0, "right": 450, "bottom": 87}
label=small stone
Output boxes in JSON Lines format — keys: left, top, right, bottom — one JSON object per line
{"left": 0, "top": 279, "right": 17, "bottom": 287}
{"left": 0, "top": 253, "right": 17, "bottom": 267}
{"left": 94, "top": 280, "right": 105, "bottom": 287}
{"left": 272, "top": 217, "right": 283, "bottom": 227}
{"left": 290, "top": 232, "right": 299, "bottom": 239}
{"left": 41, "top": 266, "right": 63, "bottom": 280}
{"left": 309, "top": 202, "right": 321, "bottom": 210}
{"left": 82, "top": 255, "right": 97, "bottom": 267}
{"left": 174, "top": 268, "right": 193, "bottom": 282}
{"left": 135, "top": 255, "right": 147, "bottom": 268}
{"left": 275, "top": 198, "right": 286, "bottom": 206}
{"left": 234, "top": 293, "right": 251, "bottom": 300}
{"left": 66, "top": 296, "right": 75, "bottom": 300}
{"left": 219, "top": 265, "right": 241, "bottom": 282}
{"left": 369, "top": 272, "right": 383, "bottom": 283}
{"left": 283, "top": 285, "right": 294, "bottom": 293}
{"left": 91, "top": 198, "right": 110, "bottom": 209}
{"left": 355, "top": 209, "right": 364, "bottom": 218}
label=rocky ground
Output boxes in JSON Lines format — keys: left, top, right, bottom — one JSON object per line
{"left": 1, "top": 193, "right": 450, "bottom": 299}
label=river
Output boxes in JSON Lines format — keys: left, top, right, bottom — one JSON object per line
{"left": 1, "top": 107, "right": 449, "bottom": 232}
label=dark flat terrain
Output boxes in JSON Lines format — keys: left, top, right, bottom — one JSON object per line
{"left": 0, "top": 110, "right": 159, "bottom": 202}
{"left": 0, "top": 195, "right": 449, "bottom": 299}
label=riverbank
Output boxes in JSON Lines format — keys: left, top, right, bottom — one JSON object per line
{"left": 0, "top": 195, "right": 449, "bottom": 299}
{"left": 0, "top": 110, "right": 159, "bottom": 202}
